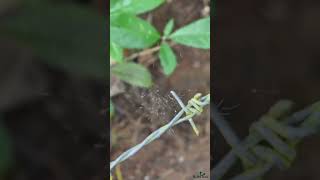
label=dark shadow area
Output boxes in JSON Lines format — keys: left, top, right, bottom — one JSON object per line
{"left": 0, "top": 0, "right": 107, "bottom": 179}
{"left": 214, "top": 0, "right": 320, "bottom": 179}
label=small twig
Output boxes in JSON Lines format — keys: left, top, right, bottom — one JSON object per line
{"left": 126, "top": 42, "right": 177, "bottom": 61}
{"left": 159, "top": 169, "right": 175, "bottom": 180}
{"left": 126, "top": 46, "right": 160, "bottom": 61}
{"left": 110, "top": 42, "right": 176, "bottom": 68}
{"left": 115, "top": 165, "right": 123, "bottom": 180}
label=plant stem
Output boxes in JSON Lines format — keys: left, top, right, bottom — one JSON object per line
{"left": 110, "top": 42, "right": 176, "bottom": 68}
{"left": 125, "top": 41, "right": 176, "bottom": 61}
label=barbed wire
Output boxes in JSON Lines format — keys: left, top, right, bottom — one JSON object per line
{"left": 110, "top": 91, "right": 210, "bottom": 175}
{"left": 213, "top": 100, "right": 320, "bottom": 180}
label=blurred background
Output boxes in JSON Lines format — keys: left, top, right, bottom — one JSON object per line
{"left": 214, "top": 0, "right": 320, "bottom": 179}
{"left": 0, "top": 0, "right": 107, "bottom": 179}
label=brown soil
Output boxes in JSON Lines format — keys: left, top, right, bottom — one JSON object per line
{"left": 111, "top": 0, "right": 211, "bottom": 179}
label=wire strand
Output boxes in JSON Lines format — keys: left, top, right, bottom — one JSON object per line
{"left": 110, "top": 91, "right": 210, "bottom": 174}
{"left": 213, "top": 100, "right": 320, "bottom": 180}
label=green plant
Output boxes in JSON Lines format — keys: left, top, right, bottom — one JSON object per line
{"left": 0, "top": 1, "right": 106, "bottom": 79}
{"left": 110, "top": 0, "right": 210, "bottom": 117}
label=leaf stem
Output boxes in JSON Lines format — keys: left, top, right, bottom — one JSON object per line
{"left": 125, "top": 41, "right": 176, "bottom": 61}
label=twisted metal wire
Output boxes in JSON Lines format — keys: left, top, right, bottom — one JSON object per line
{"left": 213, "top": 100, "right": 320, "bottom": 180}
{"left": 110, "top": 91, "right": 210, "bottom": 174}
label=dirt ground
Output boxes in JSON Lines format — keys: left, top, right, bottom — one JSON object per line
{"left": 111, "top": 0, "right": 211, "bottom": 179}
{"left": 214, "top": 0, "right": 320, "bottom": 179}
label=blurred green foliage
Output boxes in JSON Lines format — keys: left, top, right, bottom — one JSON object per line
{"left": 0, "top": 0, "right": 107, "bottom": 79}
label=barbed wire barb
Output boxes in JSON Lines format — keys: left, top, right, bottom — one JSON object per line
{"left": 110, "top": 91, "right": 210, "bottom": 175}
{"left": 213, "top": 100, "right": 320, "bottom": 180}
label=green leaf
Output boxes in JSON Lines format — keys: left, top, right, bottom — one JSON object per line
{"left": 110, "top": 41, "right": 123, "bottom": 63}
{"left": 163, "top": 19, "right": 174, "bottom": 37}
{"left": 0, "top": 2, "right": 107, "bottom": 79}
{"left": 111, "top": 62, "right": 152, "bottom": 88}
{"left": 111, "top": 13, "right": 160, "bottom": 49}
{"left": 110, "top": 0, "right": 118, "bottom": 9}
{"left": 110, "top": 0, "right": 165, "bottom": 15}
{"left": 169, "top": 17, "right": 210, "bottom": 49}
{"left": 158, "top": 43, "right": 177, "bottom": 75}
